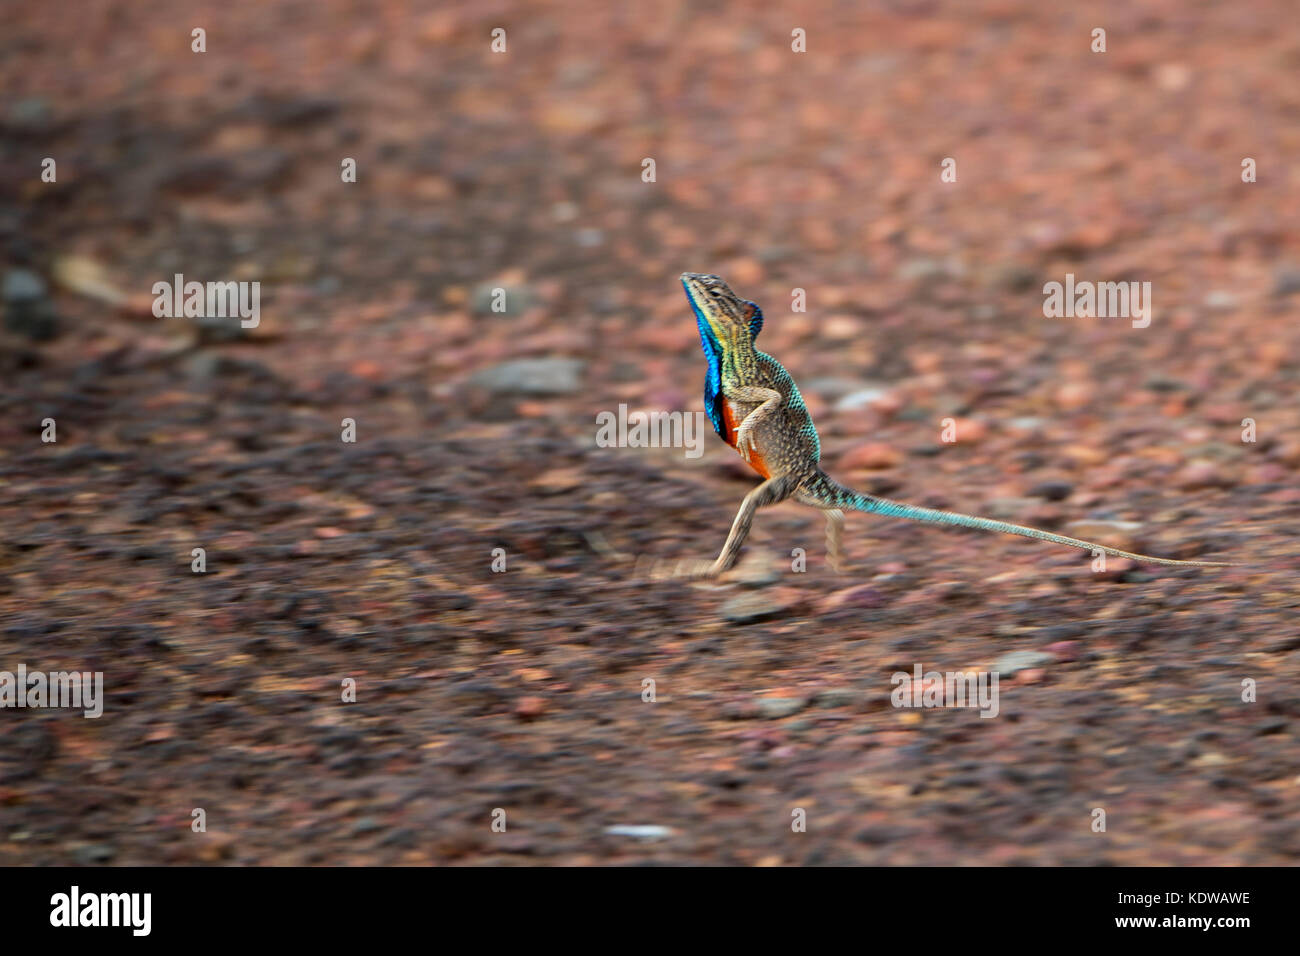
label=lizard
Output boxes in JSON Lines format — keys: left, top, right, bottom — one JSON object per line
{"left": 677, "top": 271, "right": 1234, "bottom": 577}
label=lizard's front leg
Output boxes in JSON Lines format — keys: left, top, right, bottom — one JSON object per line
{"left": 726, "top": 385, "right": 783, "bottom": 459}
{"left": 707, "top": 475, "right": 795, "bottom": 576}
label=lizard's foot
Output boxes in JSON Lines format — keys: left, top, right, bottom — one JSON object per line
{"left": 733, "top": 424, "right": 756, "bottom": 459}
{"left": 645, "top": 557, "right": 720, "bottom": 581}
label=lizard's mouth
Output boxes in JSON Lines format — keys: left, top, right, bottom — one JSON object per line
{"left": 680, "top": 272, "right": 728, "bottom": 308}
{"left": 681, "top": 272, "right": 722, "bottom": 290}
{"left": 682, "top": 272, "right": 743, "bottom": 325}
{"left": 682, "top": 273, "right": 725, "bottom": 355}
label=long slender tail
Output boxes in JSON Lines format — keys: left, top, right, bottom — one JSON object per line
{"left": 799, "top": 471, "right": 1234, "bottom": 567}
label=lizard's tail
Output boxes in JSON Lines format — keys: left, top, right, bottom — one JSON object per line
{"left": 798, "top": 471, "right": 1234, "bottom": 567}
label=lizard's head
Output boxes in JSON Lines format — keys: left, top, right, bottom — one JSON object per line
{"left": 680, "top": 273, "right": 763, "bottom": 351}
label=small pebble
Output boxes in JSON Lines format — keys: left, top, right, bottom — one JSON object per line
{"left": 756, "top": 697, "right": 807, "bottom": 719}
{"left": 604, "top": 825, "right": 674, "bottom": 840}
{"left": 995, "top": 650, "right": 1054, "bottom": 677}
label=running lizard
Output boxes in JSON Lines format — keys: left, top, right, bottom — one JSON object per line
{"left": 678, "top": 272, "right": 1233, "bottom": 577}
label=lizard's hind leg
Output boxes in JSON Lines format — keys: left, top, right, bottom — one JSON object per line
{"left": 706, "top": 475, "right": 796, "bottom": 576}
{"left": 822, "top": 508, "right": 846, "bottom": 573}
{"left": 795, "top": 484, "right": 846, "bottom": 573}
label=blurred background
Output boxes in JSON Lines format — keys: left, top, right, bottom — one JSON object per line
{"left": 1, "top": 0, "right": 1297, "bottom": 864}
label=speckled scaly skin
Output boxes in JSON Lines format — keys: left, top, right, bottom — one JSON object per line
{"left": 679, "top": 272, "right": 1234, "bottom": 577}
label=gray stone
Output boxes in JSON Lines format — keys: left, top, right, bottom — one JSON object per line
{"left": 805, "top": 377, "right": 876, "bottom": 401}
{"left": 70, "top": 843, "right": 116, "bottom": 864}
{"left": 1204, "top": 290, "right": 1237, "bottom": 310}
{"left": 815, "top": 688, "right": 857, "bottom": 708}
{"left": 1272, "top": 266, "right": 1300, "bottom": 298}
{"left": 3, "top": 269, "right": 46, "bottom": 302}
{"left": 469, "top": 357, "right": 584, "bottom": 395}
{"left": 720, "top": 590, "right": 801, "bottom": 624}
{"left": 8, "top": 97, "right": 52, "bottom": 128}
{"left": 984, "top": 497, "right": 1041, "bottom": 520}
{"left": 756, "top": 697, "right": 807, "bottom": 719}
{"left": 995, "top": 650, "right": 1054, "bottom": 677}
{"left": 835, "top": 387, "right": 893, "bottom": 412}
{"left": 2, "top": 269, "right": 58, "bottom": 341}
{"left": 897, "top": 257, "right": 946, "bottom": 282}
{"left": 1028, "top": 480, "right": 1074, "bottom": 502}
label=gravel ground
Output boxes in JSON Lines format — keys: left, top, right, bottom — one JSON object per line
{"left": 1, "top": 0, "right": 1297, "bottom": 865}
